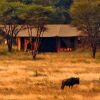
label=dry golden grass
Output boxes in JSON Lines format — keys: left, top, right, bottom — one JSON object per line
{"left": 0, "top": 46, "right": 100, "bottom": 100}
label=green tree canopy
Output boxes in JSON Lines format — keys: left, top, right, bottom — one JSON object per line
{"left": 70, "top": 0, "right": 100, "bottom": 58}
{"left": 4, "top": 0, "right": 73, "bottom": 24}
{"left": 0, "top": 1, "right": 25, "bottom": 52}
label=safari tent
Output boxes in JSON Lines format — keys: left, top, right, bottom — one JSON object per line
{"left": 17, "top": 25, "right": 82, "bottom": 52}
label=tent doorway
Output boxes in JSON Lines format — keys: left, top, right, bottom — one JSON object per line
{"left": 39, "top": 37, "right": 57, "bottom": 52}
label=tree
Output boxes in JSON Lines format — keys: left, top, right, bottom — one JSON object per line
{"left": 70, "top": 0, "right": 100, "bottom": 58}
{"left": 19, "top": 5, "right": 52, "bottom": 59}
{"left": 7, "top": 0, "right": 73, "bottom": 24}
{"left": 32, "top": 0, "right": 52, "bottom": 6}
{"left": 7, "top": 0, "right": 32, "bottom": 4}
{"left": 55, "top": 0, "right": 73, "bottom": 9}
{"left": 54, "top": 0, "right": 73, "bottom": 23}
{"left": 0, "top": 1, "right": 25, "bottom": 52}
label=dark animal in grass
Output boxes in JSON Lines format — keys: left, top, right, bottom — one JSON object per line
{"left": 61, "top": 77, "right": 80, "bottom": 89}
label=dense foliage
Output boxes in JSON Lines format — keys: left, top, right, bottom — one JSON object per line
{"left": 1, "top": 0, "right": 73, "bottom": 24}
{"left": 70, "top": 0, "right": 100, "bottom": 58}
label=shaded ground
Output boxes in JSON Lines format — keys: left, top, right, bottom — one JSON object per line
{"left": 0, "top": 48, "right": 100, "bottom": 100}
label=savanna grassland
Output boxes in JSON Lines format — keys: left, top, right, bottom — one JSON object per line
{"left": 0, "top": 45, "right": 100, "bottom": 100}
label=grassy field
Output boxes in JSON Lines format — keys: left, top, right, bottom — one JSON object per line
{"left": 0, "top": 45, "right": 100, "bottom": 100}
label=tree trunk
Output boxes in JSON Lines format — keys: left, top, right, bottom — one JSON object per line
{"left": 32, "top": 40, "right": 38, "bottom": 60}
{"left": 32, "top": 28, "right": 40, "bottom": 60}
{"left": 8, "top": 43, "right": 12, "bottom": 52}
{"left": 32, "top": 50, "right": 37, "bottom": 60}
{"left": 7, "top": 37, "right": 13, "bottom": 52}
{"left": 91, "top": 42, "right": 97, "bottom": 59}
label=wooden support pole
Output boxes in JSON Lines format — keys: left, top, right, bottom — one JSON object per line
{"left": 17, "top": 38, "right": 21, "bottom": 51}
{"left": 24, "top": 39, "right": 27, "bottom": 52}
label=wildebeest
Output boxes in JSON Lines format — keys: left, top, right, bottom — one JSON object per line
{"left": 61, "top": 77, "right": 80, "bottom": 89}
